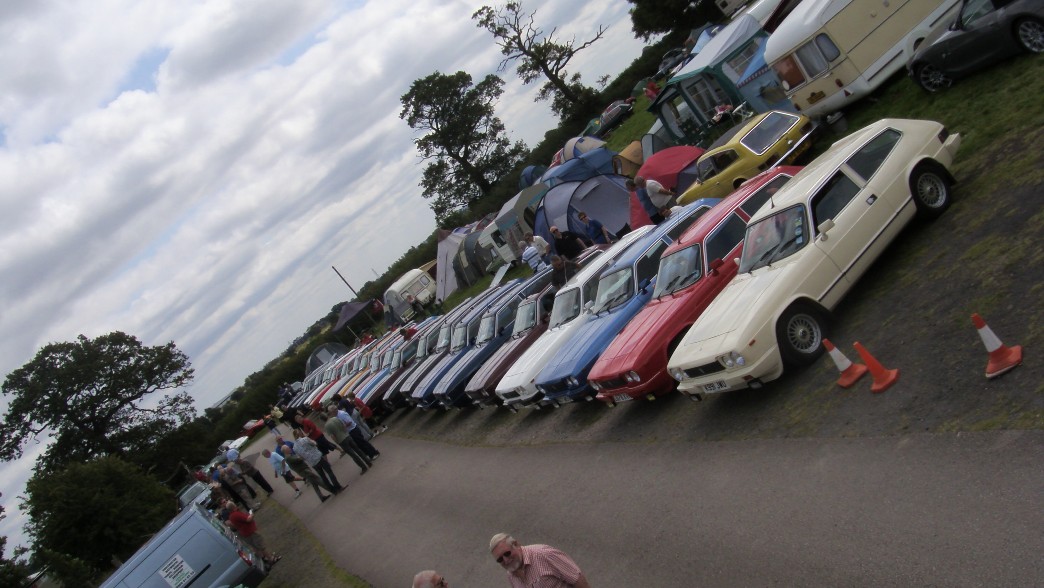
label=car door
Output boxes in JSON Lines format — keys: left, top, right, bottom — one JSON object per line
{"left": 809, "top": 129, "right": 904, "bottom": 308}
{"left": 939, "top": 0, "right": 1008, "bottom": 75}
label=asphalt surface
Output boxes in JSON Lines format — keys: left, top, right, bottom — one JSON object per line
{"left": 255, "top": 429, "right": 1042, "bottom": 587}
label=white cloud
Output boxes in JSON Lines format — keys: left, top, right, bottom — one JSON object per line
{"left": 0, "top": 0, "right": 649, "bottom": 554}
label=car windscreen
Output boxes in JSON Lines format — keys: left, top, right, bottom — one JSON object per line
{"left": 740, "top": 111, "right": 800, "bottom": 155}
{"left": 512, "top": 299, "right": 539, "bottom": 336}
{"left": 435, "top": 325, "right": 452, "bottom": 352}
{"left": 450, "top": 324, "right": 467, "bottom": 352}
{"left": 592, "top": 267, "right": 634, "bottom": 313}
{"left": 549, "top": 287, "right": 581, "bottom": 328}
{"left": 476, "top": 314, "right": 496, "bottom": 345}
{"left": 739, "top": 205, "right": 809, "bottom": 272}
{"left": 391, "top": 350, "right": 402, "bottom": 369}
{"left": 653, "top": 243, "right": 703, "bottom": 297}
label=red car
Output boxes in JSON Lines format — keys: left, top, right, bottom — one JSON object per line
{"left": 589, "top": 167, "right": 802, "bottom": 405}
{"left": 241, "top": 419, "right": 267, "bottom": 437}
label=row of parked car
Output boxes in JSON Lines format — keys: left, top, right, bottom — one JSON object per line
{"left": 288, "top": 117, "right": 960, "bottom": 418}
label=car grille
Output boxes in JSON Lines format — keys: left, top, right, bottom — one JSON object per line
{"left": 598, "top": 377, "right": 627, "bottom": 391}
{"left": 543, "top": 380, "right": 569, "bottom": 394}
{"left": 684, "top": 361, "right": 725, "bottom": 378}
{"left": 501, "top": 389, "right": 519, "bottom": 400}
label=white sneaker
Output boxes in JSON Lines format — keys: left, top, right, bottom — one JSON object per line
{"left": 294, "top": 489, "right": 302, "bottom": 499}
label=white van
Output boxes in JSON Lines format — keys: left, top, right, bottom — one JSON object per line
{"left": 765, "top": 0, "right": 960, "bottom": 117}
{"left": 384, "top": 268, "right": 436, "bottom": 321}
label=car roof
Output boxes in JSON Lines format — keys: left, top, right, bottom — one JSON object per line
{"left": 599, "top": 199, "right": 720, "bottom": 274}
{"left": 747, "top": 119, "right": 904, "bottom": 223}
{"left": 665, "top": 166, "right": 802, "bottom": 255}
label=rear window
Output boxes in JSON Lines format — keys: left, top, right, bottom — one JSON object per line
{"left": 741, "top": 112, "right": 801, "bottom": 155}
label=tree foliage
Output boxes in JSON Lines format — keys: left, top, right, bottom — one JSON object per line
{"left": 0, "top": 496, "right": 31, "bottom": 587}
{"left": 473, "top": 2, "right": 604, "bottom": 118}
{"left": 23, "top": 456, "right": 175, "bottom": 576}
{"left": 0, "top": 331, "right": 196, "bottom": 473}
{"left": 400, "top": 71, "right": 527, "bottom": 224}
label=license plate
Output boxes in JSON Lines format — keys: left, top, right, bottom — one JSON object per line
{"left": 612, "top": 393, "right": 633, "bottom": 403}
{"left": 703, "top": 380, "right": 729, "bottom": 392}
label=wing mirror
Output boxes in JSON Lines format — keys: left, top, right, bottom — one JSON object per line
{"left": 817, "top": 218, "right": 835, "bottom": 240}
{"left": 709, "top": 258, "right": 724, "bottom": 276}
{"left": 638, "top": 278, "right": 652, "bottom": 293}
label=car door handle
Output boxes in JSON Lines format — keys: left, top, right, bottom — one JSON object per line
{"left": 865, "top": 194, "right": 878, "bottom": 205}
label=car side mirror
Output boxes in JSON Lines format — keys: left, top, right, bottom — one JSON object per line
{"left": 639, "top": 278, "right": 652, "bottom": 293}
{"left": 583, "top": 300, "right": 594, "bottom": 310}
{"left": 709, "top": 258, "right": 724, "bottom": 275}
{"left": 817, "top": 218, "right": 835, "bottom": 240}
{"left": 732, "top": 257, "right": 741, "bottom": 266}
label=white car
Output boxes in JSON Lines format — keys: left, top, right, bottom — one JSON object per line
{"left": 495, "top": 226, "right": 655, "bottom": 409}
{"left": 668, "top": 118, "right": 961, "bottom": 397}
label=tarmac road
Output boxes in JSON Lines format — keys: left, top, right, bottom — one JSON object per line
{"left": 265, "top": 429, "right": 1042, "bottom": 587}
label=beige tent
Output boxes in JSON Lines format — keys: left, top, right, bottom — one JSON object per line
{"left": 613, "top": 140, "right": 643, "bottom": 178}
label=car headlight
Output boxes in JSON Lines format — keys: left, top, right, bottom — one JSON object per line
{"left": 566, "top": 376, "right": 579, "bottom": 388}
{"left": 589, "top": 380, "right": 602, "bottom": 391}
{"left": 669, "top": 367, "right": 687, "bottom": 382}
{"left": 625, "top": 370, "right": 641, "bottom": 383}
{"left": 717, "top": 351, "right": 747, "bottom": 368}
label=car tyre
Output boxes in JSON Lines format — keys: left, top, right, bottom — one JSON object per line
{"left": 775, "top": 303, "right": 828, "bottom": 366}
{"left": 915, "top": 64, "right": 951, "bottom": 93}
{"left": 1015, "top": 18, "right": 1044, "bottom": 53}
{"left": 910, "top": 164, "right": 952, "bottom": 219}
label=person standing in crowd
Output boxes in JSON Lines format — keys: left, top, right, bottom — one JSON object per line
{"left": 347, "top": 391, "right": 384, "bottom": 435}
{"left": 263, "top": 414, "right": 281, "bottom": 436}
{"left": 548, "top": 255, "right": 581, "bottom": 290}
{"left": 413, "top": 570, "right": 448, "bottom": 588}
{"left": 218, "top": 463, "right": 260, "bottom": 509}
{"left": 278, "top": 444, "right": 335, "bottom": 503}
{"left": 209, "top": 466, "right": 249, "bottom": 509}
{"left": 224, "top": 501, "right": 281, "bottom": 566}
{"left": 400, "top": 325, "right": 418, "bottom": 341}
{"left": 490, "top": 533, "right": 591, "bottom": 588}
{"left": 294, "top": 413, "right": 344, "bottom": 457}
{"left": 520, "top": 240, "right": 547, "bottom": 272}
{"left": 232, "top": 453, "right": 275, "bottom": 497}
{"left": 261, "top": 448, "right": 304, "bottom": 498}
{"left": 292, "top": 428, "right": 344, "bottom": 495}
{"left": 332, "top": 393, "right": 373, "bottom": 439}
{"left": 333, "top": 404, "right": 381, "bottom": 462}
{"left": 524, "top": 232, "right": 551, "bottom": 263}
{"left": 576, "top": 212, "right": 614, "bottom": 245}
{"left": 626, "top": 177, "right": 673, "bottom": 225}
{"left": 549, "top": 226, "right": 587, "bottom": 260}
{"left": 323, "top": 405, "right": 373, "bottom": 475}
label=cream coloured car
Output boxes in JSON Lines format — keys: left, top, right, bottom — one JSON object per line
{"left": 667, "top": 118, "right": 961, "bottom": 398}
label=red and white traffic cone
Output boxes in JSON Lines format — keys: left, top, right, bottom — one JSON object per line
{"left": 972, "top": 313, "right": 1022, "bottom": 379}
{"left": 823, "top": 338, "right": 867, "bottom": 388}
{"left": 853, "top": 342, "right": 899, "bottom": 394}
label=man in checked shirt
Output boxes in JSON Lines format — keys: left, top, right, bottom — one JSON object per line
{"left": 490, "top": 532, "right": 591, "bottom": 588}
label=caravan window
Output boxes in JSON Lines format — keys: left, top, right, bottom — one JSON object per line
{"left": 775, "top": 34, "right": 840, "bottom": 89}
{"left": 774, "top": 55, "right": 806, "bottom": 89}
{"left": 681, "top": 75, "right": 730, "bottom": 120}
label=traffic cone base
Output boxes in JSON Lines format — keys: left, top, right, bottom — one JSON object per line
{"left": 823, "top": 338, "right": 868, "bottom": 388}
{"left": 853, "top": 342, "right": 899, "bottom": 394}
{"left": 972, "top": 314, "right": 1023, "bottom": 379}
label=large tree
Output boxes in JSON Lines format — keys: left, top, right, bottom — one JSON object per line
{"left": 626, "top": 0, "right": 723, "bottom": 40}
{"left": 0, "top": 331, "right": 196, "bottom": 473}
{"left": 473, "top": 2, "right": 604, "bottom": 118}
{"left": 23, "top": 456, "right": 175, "bottom": 576}
{"left": 400, "top": 71, "right": 527, "bottom": 223}
{"left": 0, "top": 496, "right": 31, "bottom": 587}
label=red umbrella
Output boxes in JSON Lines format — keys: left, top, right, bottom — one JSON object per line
{"left": 637, "top": 146, "right": 705, "bottom": 192}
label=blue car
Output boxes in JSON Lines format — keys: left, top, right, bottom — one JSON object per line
{"left": 533, "top": 199, "right": 721, "bottom": 405}
{"left": 412, "top": 281, "right": 522, "bottom": 409}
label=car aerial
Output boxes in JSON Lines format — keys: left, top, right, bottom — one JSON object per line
{"left": 241, "top": 419, "right": 267, "bottom": 438}
{"left": 677, "top": 111, "right": 815, "bottom": 205}
{"left": 464, "top": 249, "right": 603, "bottom": 407}
{"left": 908, "top": 0, "right": 1044, "bottom": 93}
{"left": 589, "top": 167, "right": 802, "bottom": 406}
{"left": 667, "top": 118, "right": 961, "bottom": 398}
{"left": 495, "top": 226, "right": 655, "bottom": 410}
{"left": 533, "top": 199, "right": 719, "bottom": 407}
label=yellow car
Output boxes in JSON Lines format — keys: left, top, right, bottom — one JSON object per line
{"left": 677, "top": 110, "right": 815, "bottom": 205}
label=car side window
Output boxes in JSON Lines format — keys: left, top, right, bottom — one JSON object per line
{"left": 961, "top": 0, "right": 996, "bottom": 27}
{"left": 811, "top": 172, "right": 861, "bottom": 227}
{"left": 714, "top": 149, "right": 738, "bottom": 170}
{"left": 845, "top": 129, "right": 902, "bottom": 182}
{"left": 666, "top": 206, "right": 710, "bottom": 241}
{"left": 637, "top": 241, "right": 668, "bottom": 282}
{"left": 581, "top": 277, "right": 599, "bottom": 305}
{"left": 706, "top": 213, "right": 747, "bottom": 263}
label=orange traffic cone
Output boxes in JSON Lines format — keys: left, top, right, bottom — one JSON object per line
{"left": 853, "top": 342, "right": 899, "bottom": 393}
{"left": 823, "top": 338, "right": 867, "bottom": 388}
{"left": 972, "top": 313, "right": 1022, "bottom": 379}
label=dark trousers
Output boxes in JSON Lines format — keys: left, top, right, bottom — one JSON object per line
{"left": 248, "top": 471, "right": 275, "bottom": 495}
{"left": 348, "top": 428, "right": 379, "bottom": 459}
{"left": 315, "top": 434, "right": 339, "bottom": 455}
{"left": 220, "top": 480, "right": 249, "bottom": 508}
{"left": 313, "top": 458, "right": 342, "bottom": 491}
{"left": 336, "top": 437, "right": 372, "bottom": 470}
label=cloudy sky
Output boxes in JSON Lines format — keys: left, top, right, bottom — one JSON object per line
{"left": 0, "top": 0, "right": 652, "bottom": 555}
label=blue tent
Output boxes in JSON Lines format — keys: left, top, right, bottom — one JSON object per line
{"left": 519, "top": 164, "right": 547, "bottom": 189}
{"left": 539, "top": 147, "right": 617, "bottom": 187}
